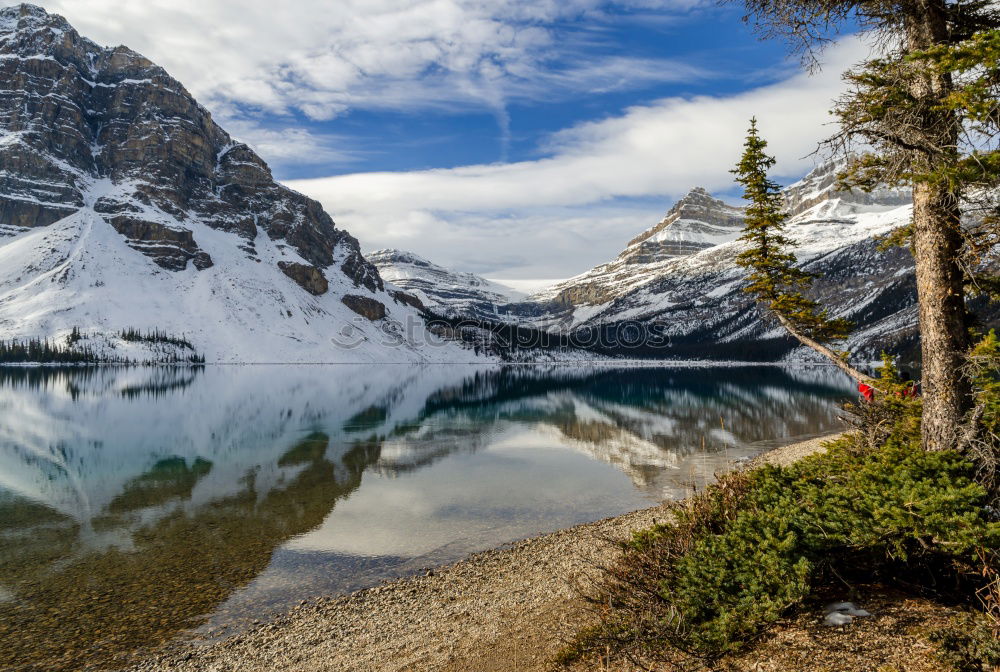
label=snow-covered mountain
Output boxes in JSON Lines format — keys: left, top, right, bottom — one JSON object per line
{"left": 529, "top": 187, "right": 748, "bottom": 310}
{"left": 0, "top": 4, "right": 479, "bottom": 363}
{"left": 368, "top": 248, "right": 524, "bottom": 320}
{"left": 619, "top": 187, "right": 745, "bottom": 262}
{"left": 373, "top": 160, "right": 949, "bottom": 362}
{"left": 2, "top": 3, "right": 972, "bottom": 365}
{"left": 782, "top": 158, "right": 912, "bottom": 217}
{"left": 524, "top": 160, "right": 919, "bottom": 355}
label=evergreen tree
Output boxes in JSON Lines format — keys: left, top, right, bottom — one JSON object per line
{"left": 733, "top": 119, "right": 865, "bottom": 381}
{"left": 732, "top": 0, "right": 1000, "bottom": 450}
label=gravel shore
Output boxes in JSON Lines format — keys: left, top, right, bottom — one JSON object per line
{"left": 127, "top": 433, "right": 843, "bottom": 672}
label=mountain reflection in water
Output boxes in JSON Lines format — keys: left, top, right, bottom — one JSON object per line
{"left": 0, "top": 364, "right": 854, "bottom": 671}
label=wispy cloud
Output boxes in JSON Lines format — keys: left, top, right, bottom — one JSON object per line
{"left": 45, "top": 0, "right": 709, "bottom": 150}
{"left": 285, "top": 38, "right": 870, "bottom": 278}
{"left": 224, "top": 121, "right": 364, "bottom": 169}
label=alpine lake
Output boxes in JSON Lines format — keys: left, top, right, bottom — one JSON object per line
{"left": 0, "top": 364, "right": 855, "bottom": 671}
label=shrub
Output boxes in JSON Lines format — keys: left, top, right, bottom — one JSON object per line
{"left": 930, "top": 614, "right": 1000, "bottom": 672}
{"left": 562, "top": 339, "right": 1000, "bottom": 667}
{"left": 840, "top": 353, "right": 923, "bottom": 453}
{"left": 964, "top": 330, "right": 1000, "bottom": 497}
{"left": 570, "top": 435, "right": 1000, "bottom": 663}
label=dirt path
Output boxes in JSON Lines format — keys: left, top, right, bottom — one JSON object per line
{"left": 128, "top": 434, "right": 842, "bottom": 672}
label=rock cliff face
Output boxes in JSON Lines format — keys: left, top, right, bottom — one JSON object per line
{"left": 0, "top": 4, "right": 380, "bottom": 290}
{"left": 341, "top": 294, "right": 387, "bottom": 321}
{"left": 0, "top": 4, "right": 473, "bottom": 363}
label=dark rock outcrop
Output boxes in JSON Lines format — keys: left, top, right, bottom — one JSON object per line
{"left": 391, "top": 290, "right": 425, "bottom": 311}
{"left": 102, "top": 213, "right": 214, "bottom": 271}
{"left": 341, "top": 295, "right": 386, "bottom": 321}
{"left": 278, "top": 261, "right": 328, "bottom": 296}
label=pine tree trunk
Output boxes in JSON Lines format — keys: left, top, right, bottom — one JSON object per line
{"left": 774, "top": 313, "right": 875, "bottom": 384}
{"left": 911, "top": 184, "right": 970, "bottom": 451}
{"left": 905, "top": 0, "right": 972, "bottom": 451}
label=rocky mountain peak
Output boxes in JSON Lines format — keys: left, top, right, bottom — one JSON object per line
{"left": 2, "top": 3, "right": 74, "bottom": 38}
{"left": 667, "top": 186, "right": 741, "bottom": 219}
{"left": 783, "top": 158, "right": 912, "bottom": 217}
{"left": 668, "top": 186, "right": 715, "bottom": 209}
{"left": 369, "top": 248, "right": 435, "bottom": 269}
{"left": 619, "top": 187, "right": 744, "bottom": 264}
{"left": 0, "top": 3, "right": 381, "bottom": 292}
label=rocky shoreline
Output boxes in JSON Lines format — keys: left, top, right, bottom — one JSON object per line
{"left": 126, "top": 434, "right": 842, "bottom": 672}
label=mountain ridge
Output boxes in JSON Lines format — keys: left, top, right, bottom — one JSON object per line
{"left": 369, "top": 247, "right": 524, "bottom": 320}
{"left": 0, "top": 3, "right": 479, "bottom": 363}
{"left": 370, "top": 160, "right": 949, "bottom": 362}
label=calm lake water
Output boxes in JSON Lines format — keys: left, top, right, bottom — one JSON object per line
{"left": 0, "top": 364, "right": 854, "bottom": 671}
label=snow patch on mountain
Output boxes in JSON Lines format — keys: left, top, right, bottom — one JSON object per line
{"left": 369, "top": 248, "right": 525, "bottom": 318}
{"left": 0, "top": 181, "right": 479, "bottom": 363}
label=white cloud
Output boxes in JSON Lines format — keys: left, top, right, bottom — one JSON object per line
{"left": 285, "top": 38, "right": 870, "bottom": 279}
{"left": 222, "top": 122, "right": 363, "bottom": 169}
{"left": 44, "top": 0, "right": 707, "bottom": 127}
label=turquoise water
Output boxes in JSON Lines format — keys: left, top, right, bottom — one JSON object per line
{"left": 0, "top": 364, "right": 854, "bottom": 671}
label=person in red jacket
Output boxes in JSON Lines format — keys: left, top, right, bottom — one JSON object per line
{"left": 899, "top": 371, "right": 920, "bottom": 398}
{"left": 858, "top": 380, "right": 875, "bottom": 401}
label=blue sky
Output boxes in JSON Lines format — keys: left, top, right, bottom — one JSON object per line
{"left": 265, "top": 5, "right": 798, "bottom": 179}
{"left": 44, "top": 0, "right": 864, "bottom": 283}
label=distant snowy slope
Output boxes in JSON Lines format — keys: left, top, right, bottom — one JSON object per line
{"left": 379, "top": 160, "right": 942, "bottom": 362}
{"left": 0, "top": 4, "right": 478, "bottom": 363}
{"left": 782, "top": 158, "right": 912, "bottom": 217}
{"left": 369, "top": 248, "right": 525, "bottom": 319}
{"left": 517, "top": 163, "right": 923, "bottom": 360}
{"left": 528, "top": 187, "right": 746, "bottom": 309}
{"left": 621, "top": 187, "right": 745, "bottom": 261}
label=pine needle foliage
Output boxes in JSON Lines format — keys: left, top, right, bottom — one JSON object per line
{"left": 733, "top": 119, "right": 853, "bottom": 342}
{"left": 831, "top": 25, "right": 1000, "bottom": 274}
{"left": 833, "top": 26, "right": 1000, "bottom": 198}
{"left": 728, "top": 0, "right": 1000, "bottom": 450}
{"left": 563, "top": 432, "right": 1000, "bottom": 665}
